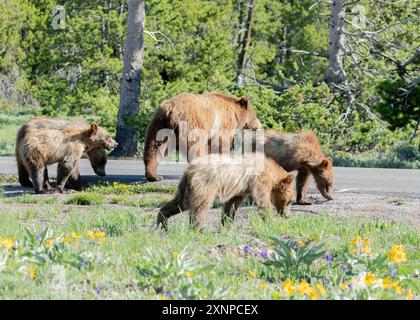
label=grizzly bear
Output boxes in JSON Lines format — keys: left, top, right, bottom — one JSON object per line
{"left": 143, "top": 92, "right": 262, "bottom": 182}
{"left": 157, "top": 154, "right": 294, "bottom": 231}
{"left": 16, "top": 118, "right": 109, "bottom": 191}
{"left": 16, "top": 118, "right": 117, "bottom": 193}
{"left": 262, "top": 130, "right": 334, "bottom": 204}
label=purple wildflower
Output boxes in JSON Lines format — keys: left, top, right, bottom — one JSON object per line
{"left": 340, "top": 264, "right": 347, "bottom": 272}
{"left": 261, "top": 248, "right": 268, "bottom": 260}
{"left": 95, "top": 287, "right": 100, "bottom": 295}
{"left": 80, "top": 258, "right": 86, "bottom": 270}
{"left": 390, "top": 267, "right": 397, "bottom": 277}
{"left": 165, "top": 291, "right": 171, "bottom": 298}
{"left": 36, "top": 234, "right": 41, "bottom": 242}
{"left": 326, "top": 255, "right": 333, "bottom": 266}
{"left": 244, "top": 245, "right": 250, "bottom": 255}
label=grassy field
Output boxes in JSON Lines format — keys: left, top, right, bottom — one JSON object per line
{"left": 0, "top": 181, "right": 418, "bottom": 300}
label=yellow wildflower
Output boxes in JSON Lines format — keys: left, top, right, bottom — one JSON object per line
{"left": 259, "top": 283, "right": 269, "bottom": 289}
{"left": 364, "top": 273, "right": 376, "bottom": 286}
{"left": 351, "top": 236, "right": 363, "bottom": 246}
{"left": 316, "top": 284, "right": 327, "bottom": 296}
{"left": 283, "top": 279, "right": 295, "bottom": 295}
{"left": 27, "top": 266, "right": 36, "bottom": 280}
{"left": 382, "top": 278, "right": 391, "bottom": 289}
{"left": 0, "top": 237, "right": 15, "bottom": 249}
{"left": 44, "top": 238, "right": 54, "bottom": 248}
{"left": 340, "top": 281, "right": 349, "bottom": 289}
{"left": 187, "top": 271, "right": 194, "bottom": 279}
{"left": 297, "top": 281, "right": 311, "bottom": 295}
{"left": 361, "top": 239, "right": 371, "bottom": 254}
{"left": 406, "top": 289, "right": 414, "bottom": 300}
{"left": 172, "top": 251, "right": 181, "bottom": 260}
{"left": 307, "top": 287, "right": 319, "bottom": 300}
{"left": 273, "top": 291, "right": 282, "bottom": 300}
{"left": 298, "top": 240, "right": 305, "bottom": 248}
{"left": 94, "top": 231, "right": 106, "bottom": 245}
{"left": 94, "top": 231, "right": 105, "bottom": 239}
{"left": 87, "top": 230, "right": 95, "bottom": 240}
{"left": 351, "top": 237, "right": 371, "bottom": 254}
{"left": 157, "top": 295, "right": 169, "bottom": 300}
{"left": 387, "top": 245, "right": 407, "bottom": 264}
{"left": 72, "top": 232, "right": 81, "bottom": 239}
{"left": 391, "top": 281, "right": 403, "bottom": 295}
{"left": 60, "top": 237, "right": 72, "bottom": 243}
{"left": 248, "top": 271, "right": 256, "bottom": 279}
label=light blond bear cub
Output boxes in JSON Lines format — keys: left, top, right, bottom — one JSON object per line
{"left": 157, "top": 154, "right": 294, "bottom": 231}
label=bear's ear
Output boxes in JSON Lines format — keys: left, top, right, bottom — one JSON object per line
{"left": 327, "top": 156, "right": 333, "bottom": 165}
{"left": 320, "top": 157, "right": 331, "bottom": 168}
{"left": 88, "top": 123, "right": 98, "bottom": 136}
{"left": 238, "top": 96, "right": 249, "bottom": 108}
{"left": 281, "top": 173, "right": 294, "bottom": 185}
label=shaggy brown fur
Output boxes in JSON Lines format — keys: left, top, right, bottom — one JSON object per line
{"left": 16, "top": 118, "right": 109, "bottom": 190}
{"left": 16, "top": 118, "right": 117, "bottom": 193}
{"left": 144, "top": 92, "right": 262, "bottom": 182}
{"left": 157, "top": 154, "right": 294, "bottom": 231}
{"left": 262, "top": 130, "right": 334, "bottom": 204}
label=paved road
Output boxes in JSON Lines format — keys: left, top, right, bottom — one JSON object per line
{"left": 0, "top": 156, "right": 419, "bottom": 196}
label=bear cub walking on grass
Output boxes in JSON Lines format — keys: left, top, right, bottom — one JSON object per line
{"left": 16, "top": 118, "right": 109, "bottom": 191}
{"left": 157, "top": 154, "right": 294, "bottom": 231}
{"left": 16, "top": 118, "right": 117, "bottom": 194}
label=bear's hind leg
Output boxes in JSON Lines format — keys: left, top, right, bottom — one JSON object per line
{"left": 17, "top": 158, "right": 33, "bottom": 188}
{"left": 189, "top": 200, "right": 212, "bottom": 232}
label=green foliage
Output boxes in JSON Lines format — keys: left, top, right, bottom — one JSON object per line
{"left": 136, "top": 248, "right": 228, "bottom": 299}
{"left": 263, "top": 238, "right": 325, "bottom": 280}
{"left": 0, "top": 0, "right": 418, "bottom": 161}
{"left": 375, "top": 78, "right": 420, "bottom": 130}
{"left": 66, "top": 193, "right": 105, "bottom": 206}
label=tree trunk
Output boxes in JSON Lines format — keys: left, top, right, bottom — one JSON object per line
{"left": 111, "top": 0, "right": 145, "bottom": 157}
{"left": 236, "top": 0, "right": 256, "bottom": 88}
{"left": 325, "top": 0, "right": 347, "bottom": 85}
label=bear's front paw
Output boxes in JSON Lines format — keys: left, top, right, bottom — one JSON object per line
{"left": 146, "top": 175, "right": 164, "bottom": 182}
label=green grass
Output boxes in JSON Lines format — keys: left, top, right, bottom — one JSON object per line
{"left": 0, "top": 187, "right": 418, "bottom": 299}
{"left": 66, "top": 193, "right": 105, "bottom": 206}
{"left": 0, "top": 113, "right": 33, "bottom": 156}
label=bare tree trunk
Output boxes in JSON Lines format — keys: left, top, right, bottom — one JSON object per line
{"left": 236, "top": 0, "right": 256, "bottom": 88}
{"left": 111, "top": 0, "right": 145, "bottom": 157}
{"left": 325, "top": 0, "right": 347, "bottom": 85}
{"left": 236, "top": 0, "right": 245, "bottom": 46}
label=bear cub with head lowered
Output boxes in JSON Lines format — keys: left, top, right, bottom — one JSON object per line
{"left": 158, "top": 154, "right": 294, "bottom": 231}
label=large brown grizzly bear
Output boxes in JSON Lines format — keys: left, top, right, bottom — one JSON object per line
{"left": 262, "top": 130, "right": 334, "bottom": 204}
{"left": 157, "top": 154, "right": 294, "bottom": 231}
{"left": 143, "top": 92, "right": 262, "bottom": 182}
{"left": 16, "top": 119, "right": 117, "bottom": 193}
{"left": 16, "top": 118, "right": 109, "bottom": 191}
